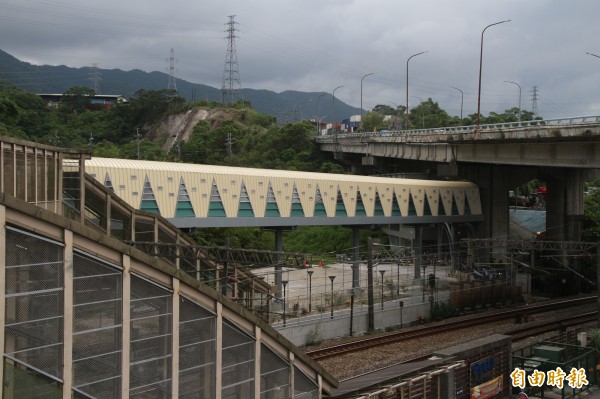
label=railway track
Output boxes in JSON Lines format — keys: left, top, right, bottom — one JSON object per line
{"left": 305, "top": 296, "right": 596, "bottom": 361}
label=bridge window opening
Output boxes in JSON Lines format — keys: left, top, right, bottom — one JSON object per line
{"left": 260, "top": 344, "right": 290, "bottom": 398}
{"left": 231, "top": 180, "right": 236, "bottom": 185}
{"left": 407, "top": 195, "right": 417, "bottom": 216}
{"left": 104, "top": 172, "right": 114, "bottom": 193}
{"left": 5, "top": 228, "right": 65, "bottom": 383}
{"left": 355, "top": 191, "right": 367, "bottom": 216}
{"left": 423, "top": 196, "right": 433, "bottom": 216}
{"left": 72, "top": 252, "right": 122, "bottom": 397}
{"left": 451, "top": 196, "right": 460, "bottom": 215}
{"left": 237, "top": 181, "right": 255, "bottom": 217}
{"left": 176, "top": 177, "right": 196, "bottom": 217}
{"left": 110, "top": 203, "right": 132, "bottom": 241}
{"left": 265, "top": 183, "right": 281, "bottom": 217}
{"left": 132, "top": 191, "right": 138, "bottom": 196}
{"left": 464, "top": 197, "right": 472, "bottom": 215}
{"left": 135, "top": 217, "right": 155, "bottom": 242}
{"left": 129, "top": 275, "right": 173, "bottom": 397}
{"left": 294, "top": 366, "right": 319, "bottom": 398}
{"left": 391, "top": 194, "right": 401, "bottom": 216}
{"left": 208, "top": 180, "right": 226, "bottom": 217}
{"left": 335, "top": 188, "right": 347, "bottom": 217}
{"left": 222, "top": 319, "right": 255, "bottom": 398}
{"left": 290, "top": 184, "right": 304, "bottom": 217}
{"left": 201, "top": 178, "right": 206, "bottom": 183}
{"left": 374, "top": 192, "right": 385, "bottom": 216}
{"left": 140, "top": 175, "right": 160, "bottom": 215}
{"left": 119, "top": 184, "right": 125, "bottom": 190}
{"left": 157, "top": 186, "right": 163, "bottom": 191}
{"left": 313, "top": 186, "right": 326, "bottom": 217}
{"left": 179, "top": 297, "right": 216, "bottom": 398}
{"left": 167, "top": 176, "right": 173, "bottom": 182}
{"left": 130, "top": 175, "right": 137, "bottom": 181}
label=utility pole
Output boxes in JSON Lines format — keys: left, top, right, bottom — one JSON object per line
{"left": 136, "top": 128, "right": 141, "bottom": 160}
{"left": 225, "top": 132, "right": 234, "bottom": 164}
{"left": 221, "top": 15, "right": 242, "bottom": 105}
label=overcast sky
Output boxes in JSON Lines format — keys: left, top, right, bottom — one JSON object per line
{"left": 2, "top": 0, "right": 600, "bottom": 120}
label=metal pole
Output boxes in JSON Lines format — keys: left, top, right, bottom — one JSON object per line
{"left": 476, "top": 20, "right": 511, "bottom": 138}
{"left": 361, "top": 73, "right": 375, "bottom": 129}
{"left": 282, "top": 280, "right": 288, "bottom": 326}
{"left": 349, "top": 289, "right": 355, "bottom": 336}
{"left": 329, "top": 275, "right": 336, "bottom": 319}
{"left": 307, "top": 270, "right": 314, "bottom": 312}
{"left": 504, "top": 80, "right": 522, "bottom": 121}
{"left": 451, "top": 86, "right": 464, "bottom": 121}
{"left": 316, "top": 93, "right": 327, "bottom": 135}
{"left": 367, "top": 237, "right": 375, "bottom": 331}
{"left": 332, "top": 85, "right": 344, "bottom": 130}
{"left": 405, "top": 51, "right": 427, "bottom": 129}
{"left": 379, "top": 270, "right": 386, "bottom": 310}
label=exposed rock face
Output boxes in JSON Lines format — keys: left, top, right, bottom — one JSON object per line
{"left": 153, "top": 108, "right": 241, "bottom": 151}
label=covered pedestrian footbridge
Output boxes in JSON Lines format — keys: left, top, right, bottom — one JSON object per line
{"left": 84, "top": 158, "right": 484, "bottom": 229}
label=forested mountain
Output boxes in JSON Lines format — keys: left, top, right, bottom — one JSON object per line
{"left": 0, "top": 49, "right": 361, "bottom": 123}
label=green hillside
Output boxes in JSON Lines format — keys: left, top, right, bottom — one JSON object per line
{"left": 0, "top": 49, "right": 361, "bottom": 123}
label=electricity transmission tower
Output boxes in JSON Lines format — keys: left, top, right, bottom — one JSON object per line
{"left": 531, "top": 86, "right": 539, "bottom": 117}
{"left": 167, "top": 48, "right": 177, "bottom": 92}
{"left": 89, "top": 63, "right": 101, "bottom": 94}
{"left": 221, "top": 15, "right": 242, "bottom": 105}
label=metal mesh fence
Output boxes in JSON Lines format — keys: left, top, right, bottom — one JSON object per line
{"left": 129, "top": 275, "right": 172, "bottom": 398}
{"left": 4, "top": 227, "right": 64, "bottom": 379}
{"left": 178, "top": 296, "right": 216, "bottom": 398}
{"left": 72, "top": 252, "right": 123, "bottom": 398}
{"left": 293, "top": 366, "right": 319, "bottom": 399}
{"left": 260, "top": 344, "right": 290, "bottom": 399}
{"left": 222, "top": 319, "right": 255, "bottom": 398}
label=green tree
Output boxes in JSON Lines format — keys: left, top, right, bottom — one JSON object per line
{"left": 361, "top": 111, "right": 385, "bottom": 132}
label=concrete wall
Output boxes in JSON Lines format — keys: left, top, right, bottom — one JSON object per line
{"left": 273, "top": 299, "right": 433, "bottom": 347}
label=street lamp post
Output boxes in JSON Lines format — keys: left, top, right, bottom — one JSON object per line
{"left": 332, "top": 85, "right": 344, "bottom": 132}
{"left": 315, "top": 93, "right": 327, "bottom": 135}
{"left": 282, "top": 280, "right": 288, "bottom": 326}
{"left": 451, "top": 86, "right": 464, "bottom": 121}
{"left": 307, "top": 270, "right": 314, "bottom": 312}
{"left": 361, "top": 73, "right": 375, "bottom": 129}
{"left": 504, "top": 80, "right": 522, "bottom": 121}
{"left": 406, "top": 51, "right": 428, "bottom": 129}
{"left": 379, "top": 270, "right": 386, "bottom": 310}
{"left": 329, "top": 275, "right": 336, "bottom": 319}
{"left": 476, "top": 20, "right": 511, "bottom": 138}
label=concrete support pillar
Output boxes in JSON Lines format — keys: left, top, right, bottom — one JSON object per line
{"left": 546, "top": 169, "right": 584, "bottom": 242}
{"left": 462, "top": 164, "right": 510, "bottom": 262}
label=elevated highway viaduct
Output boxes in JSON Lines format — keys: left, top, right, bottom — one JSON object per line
{"left": 317, "top": 116, "right": 600, "bottom": 258}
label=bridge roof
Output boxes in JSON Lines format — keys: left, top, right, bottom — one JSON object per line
{"left": 85, "top": 158, "right": 483, "bottom": 228}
